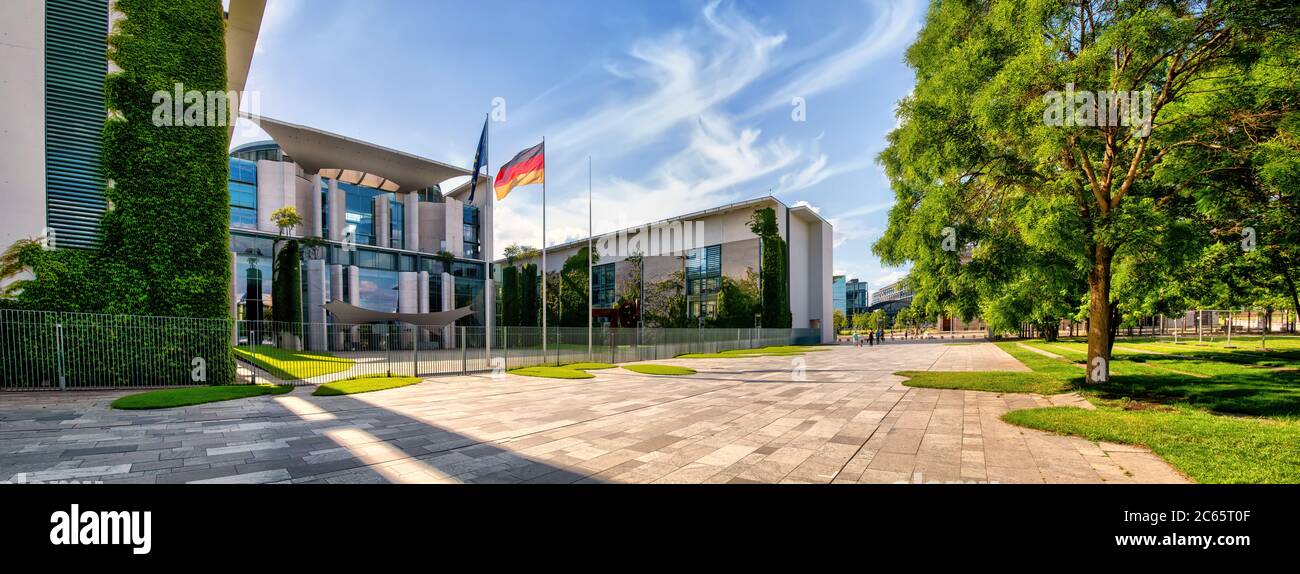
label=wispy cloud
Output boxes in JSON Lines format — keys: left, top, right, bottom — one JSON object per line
{"left": 746, "top": 0, "right": 920, "bottom": 117}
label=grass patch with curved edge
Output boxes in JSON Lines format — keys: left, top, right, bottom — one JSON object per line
{"left": 509, "top": 366, "right": 595, "bottom": 379}
{"left": 898, "top": 339, "right": 1300, "bottom": 483}
{"left": 1003, "top": 405, "right": 1300, "bottom": 483}
{"left": 623, "top": 364, "right": 697, "bottom": 376}
{"left": 112, "top": 384, "right": 293, "bottom": 410}
{"left": 561, "top": 362, "right": 616, "bottom": 370}
{"left": 313, "top": 375, "right": 421, "bottom": 396}
{"left": 234, "top": 346, "right": 355, "bottom": 380}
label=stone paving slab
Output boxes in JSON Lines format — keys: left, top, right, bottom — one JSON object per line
{"left": 0, "top": 342, "right": 1189, "bottom": 484}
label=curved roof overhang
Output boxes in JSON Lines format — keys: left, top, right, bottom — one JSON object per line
{"left": 241, "top": 113, "right": 472, "bottom": 193}
{"left": 323, "top": 301, "right": 474, "bottom": 327}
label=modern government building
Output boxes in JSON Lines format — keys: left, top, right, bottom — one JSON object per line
{"left": 1, "top": 0, "right": 834, "bottom": 345}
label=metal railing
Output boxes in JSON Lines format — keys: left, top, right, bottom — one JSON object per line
{"left": 1, "top": 308, "right": 822, "bottom": 390}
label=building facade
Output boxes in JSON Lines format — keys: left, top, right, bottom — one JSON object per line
{"left": 832, "top": 275, "right": 847, "bottom": 319}
{"left": 495, "top": 196, "right": 834, "bottom": 343}
{"left": 226, "top": 118, "right": 494, "bottom": 350}
{"left": 0, "top": 0, "right": 264, "bottom": 255}
{"left": 845, "top": 278, "right": 869, "bottom": 322}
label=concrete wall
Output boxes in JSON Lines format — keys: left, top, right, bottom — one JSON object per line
{"left": 255, "top": 159, "right": 297, "bottom": 234}
{"left": 444, "top": 196, "right": 463, "bottom": 256}
{"left": 418, "top": 202, "right": 446, "bottom": 253}
{"left": 0, "top": 0, "right": 47, "bottom": 265}
{"left": 787, "top": 214, "right": 811, "bottom": 330}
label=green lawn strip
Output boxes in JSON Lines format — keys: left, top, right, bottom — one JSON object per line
{"left": 508, "top": 366, "right": 595, "bottom": 379}
{"left": 560, "top": 362, "right": 616, "bottom": 370}
{"left": 111, "top": 384, "right": 293, "bottom": 410}
{"left": 622, "top": 364, "right": 696, "bottom": 376}
{"left": 1003, "top": 406, "right": 1300, "bottom": 483}
{"left": 313, "top": 375, "right": 422, "bottom": 396}
{"left": 234, "top": 346, "right": 355, "bottom": 380}
{"left": 898, "top": 370, "right": 1072, "bottom": 394}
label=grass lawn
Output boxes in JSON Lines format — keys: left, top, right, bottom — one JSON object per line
{"left": 1005, "top": 405, "right": 1300, "bottom": 483}
{"left": 561, "top": 362, "right": 615, "bottom": 370}
{"left": 622, "top": 364, "right": 696, "bottom": 376}
{"left": 509, "top": 366, "right": 595, "bottom": 379}
{"left": 896, "top": 338, "right": 1300, "bottom": 483}
{"left": 234, "top": 346, "right": 355, "bottom": 380}
{"left": 313, "top": 375, "right": 421, "bottom": 396}
{"left": 111, "top": 384, "right": 293, "bottom": 410}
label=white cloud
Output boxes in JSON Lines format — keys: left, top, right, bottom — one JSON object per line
{"left": 546, "top": 1, "right": 785, "bottom": 162}
{"left": 747, "top": 0, "right": 921, "bottom": 117}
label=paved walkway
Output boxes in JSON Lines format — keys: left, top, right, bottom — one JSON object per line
{"left": 0, "top": 342, "right": 1188, "bottom": 484}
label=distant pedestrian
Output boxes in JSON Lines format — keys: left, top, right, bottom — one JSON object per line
{"left": 868, "top": 331, "right": 874, "bottom": 346}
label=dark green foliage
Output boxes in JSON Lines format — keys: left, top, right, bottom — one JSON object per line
{"left": 519, "top": 263, "right": 539, "bottom": 327}
{"left": 501, "top": 265, "right": 520, "bottom": 326}
{"left": 101, "top": 0, "right": 231, "bottom": 319}
{"left": 643, "top": 269, "right": 690, "bottom": 328}
{"left": 712, "top": 272, "right": 760, "bottom": 328}
{"left": 0, "top": 0, "right": 235, "bottom": 386}
{"left": 271, "top": 241, "right": 302, "bottom": 324}
{"left": 750, "top": 207, "right": 791, "bottom": 328}
{"left": 559, "top": 247, "right": 593, "bottom": 327}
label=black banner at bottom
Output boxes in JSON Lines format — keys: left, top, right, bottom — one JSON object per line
{"left": 2, "top": 484, "right": 1291, "bottom": 564}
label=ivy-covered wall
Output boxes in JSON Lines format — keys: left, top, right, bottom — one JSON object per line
{"left": 1, "top": 0, "right": 235, "bottom": 386}
{"left": 101, "top": 0, "right": 231, "bottom": 319}
{"left": 751, "top": 207, "right": 792, "bottom": 328}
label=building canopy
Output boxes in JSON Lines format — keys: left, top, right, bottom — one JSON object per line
{"left": 322, "top": 301, "right": 473, "bottom": 327}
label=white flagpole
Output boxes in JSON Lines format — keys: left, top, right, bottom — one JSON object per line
{"left": 587, "top": 155, "right": 593, "bottom": 359}
{"left": 541, "top": 137, "right": 548, "bottom": 363}
{"left": 484, "top": 113, "right": 492, "bottom": 354}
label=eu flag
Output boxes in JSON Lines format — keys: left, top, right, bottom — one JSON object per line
{"left": 468, "top": 116, "right": 488, "bottom": 203}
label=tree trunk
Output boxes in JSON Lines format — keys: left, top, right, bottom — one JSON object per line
{"left": 1086, "top": 245, "right": 1114, "bottom": 384}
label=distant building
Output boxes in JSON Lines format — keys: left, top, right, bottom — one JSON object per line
{"left": 832, "top": 275, "right": 847, "bottom": 317}
{"left": 845, "top": 278, "right": 869, "bottom": 321}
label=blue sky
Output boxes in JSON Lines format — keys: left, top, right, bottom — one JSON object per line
{"left": 231, "top": 0, "right": 923, "bottom": 290}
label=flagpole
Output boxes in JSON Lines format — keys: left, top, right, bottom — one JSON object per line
{"left": 541, "top": 136, "right": 548, "bottom": 364}
{"left": 484, "top": 113, "right": 492, "bottom": 354}
{"left": 587, "top": 155, "right": 593, "bottom": 360}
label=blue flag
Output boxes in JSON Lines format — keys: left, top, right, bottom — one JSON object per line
{"left": 468, "top": 116, "right": 488, "bottom": 204}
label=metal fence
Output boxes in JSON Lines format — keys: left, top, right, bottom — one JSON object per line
{"left": 1, "top": 308, "right": 822, "bottom": 390}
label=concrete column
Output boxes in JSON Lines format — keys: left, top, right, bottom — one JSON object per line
{"left": 398, "top": 271, "right": 418, "bottom": 347}
{"left": 418, "top": 271, "right": 430, "bottom": 313}
{"left": 309, "top": 174, "right": 323, "bottom": 238}
{"left": 445, "top": 196, "right": 464, "bottom": 257}
{"left": 417, "top": 270, "right": 430, "bottom": 346}
{"left": 306, "top": 259, "right": 327, "bottom": 350}
{"left": 348, "top": 265, "right": 361, "bottom": 345}
{"left": 442, "top": 271, "right": 456, "bottom": 348}
{"left": 404, "top": 192, "right": 420, "bottom": 252}
{"left": 327, "top": 179, "right": 344, "bottom": 241}
{"left": 329, "top": 264, "right": 344, "bottom": 350}
{"left": 373, "top": 195, "right": 390, "bottom": 248}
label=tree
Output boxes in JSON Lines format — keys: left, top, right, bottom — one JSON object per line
{"left": 714, "top": 270, "right": 761, "bottom": 328}
{"left": 270, "top": 206, "right": 302, "bottom": 236}
{"left": 876, "top": 0, "right": 1297, "bottom": 382}
{"left": 519, "top": 263, "right": 539, "bottom": 327}
{"left": 832, "top": 309, "right": 846, "bottom": 333}
{"left": 749, "top": 207, "right": 791, "bottom": 328}
{"left": 501, "top": 265, "right": 520, "bottom": 326}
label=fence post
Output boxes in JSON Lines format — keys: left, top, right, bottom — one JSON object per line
{"left": 461, "top": 325, "right": 467, "bottom": 374}
{"left": 55, "top": 323, "right": 66, "bottom": 390}
{"left": 503, "top": 326, "right": 508, "bottom": 371}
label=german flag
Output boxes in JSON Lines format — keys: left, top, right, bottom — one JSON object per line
{"left": 494, "top": 141, "right": 544, "bottom": 200}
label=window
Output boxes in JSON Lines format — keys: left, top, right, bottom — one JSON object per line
{"left": 228, "top": 158, "right": 257, "bottom": 229}
{"left": 339, "top": 181, "right": 381, "bottom": 246}
{"left": 462, "top": 204, "right": 481, "bottom": 259}
{"left": 592, "top": 263, "right": 616, "bottom": 308}
{"left": 685, "top": 244, "right": 722, "bottom": 319}
{"left": 389, "top": 194, "right": 404, "bottom": 250}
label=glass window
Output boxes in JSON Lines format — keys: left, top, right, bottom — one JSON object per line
{"left": 390, "top": 195, "right": 405, "bottom": 250}
{"left": 356, "top": 267, "right": 400, "bottom": 313}
{"left": 592, "top": 263, "right": 616, "bottom": 308}
{"left": 231, "top": 207, "right": 257, "bottom": 229}
{"left": 685, "top": 244, "right": 722, "bottom": 319}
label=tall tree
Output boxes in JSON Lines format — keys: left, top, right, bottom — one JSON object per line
{"left": 877, "top": 0, "right": 1297, "bottom": 382}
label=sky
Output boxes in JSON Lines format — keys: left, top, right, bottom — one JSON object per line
{"left": 230, "top": 0, "right": 923, "bottom": 292}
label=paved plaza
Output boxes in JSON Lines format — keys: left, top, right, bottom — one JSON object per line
{"left": 0, "top": 342, "right": 1188, "bottom": 484}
